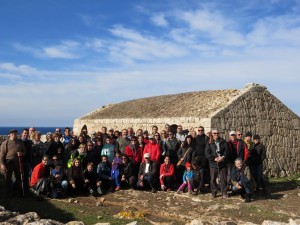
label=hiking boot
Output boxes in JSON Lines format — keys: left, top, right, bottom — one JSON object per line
{"left": 188, "top": 190, "right": 193, "bottom": 195}
{"left": 262, "top": 188, "right": 270, "bottom": 195}
{"left": 245, "top": 193, "right": 252, "bottom": 203}
{"left": 211, "top": 192, "right": 217, "bottom": 198}
{"left": 115, "top": 186, "right": 121, "bottom": 191}
{"left": 151, "top": 188, "right": 156, "bottom": 193}
{"left": 241, "top": 193, "right": 246, "bottom": 199}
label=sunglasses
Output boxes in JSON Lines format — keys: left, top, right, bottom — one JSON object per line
{"left": 213, "top": 133, "right": 219, "bottom": 134}
{"left": 198, "top": 130, "right": 204, "bottom": 131}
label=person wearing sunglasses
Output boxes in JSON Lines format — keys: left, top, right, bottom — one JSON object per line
{"left": 205, "top": 128, "right": 229, "bottom": 198}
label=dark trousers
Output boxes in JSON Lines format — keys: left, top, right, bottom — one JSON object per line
{"left": 232, "top": 174, "right": 252, "bottom": 194}
{"left": 210, "top": 167, "right": 227, "bottom": 194}
{"left": 4, "top": 160, "right": 21, "bottom": 194}
{"left": 137, "top": 174, "right": 156, "bottom": 189}
{"left": 250, "top": 164, "right": 265, "bottom": 189}
{"left": 160, "top": 176, "right": 175, "bottom": 189}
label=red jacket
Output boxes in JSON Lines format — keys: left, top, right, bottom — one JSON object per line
{"left": 159, "top": 163, "right": 175, "bottom": 185}
{"left": 30, "top": 162, "right": 49, "bottom": 187}
{"left": 228, "top": 140, "right": 249, "bottom": 163}
{"left": 143, "top": 142, "right": 161, "bottom": 163}
{"left": 125, "top": 145, "right": 143, "bottom": 164}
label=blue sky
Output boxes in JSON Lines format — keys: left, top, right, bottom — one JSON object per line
{"left": 0, "top": 0, "right": 299, "bottom": 127}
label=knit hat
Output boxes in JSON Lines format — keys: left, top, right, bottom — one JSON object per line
{"left": 245, "top": 132, "right": 252, "bottom": 137}
{"left": 185, "top": 162, "right": 191, "bottom": 169}
{"left": 253, "top": 134, "right": 261, "bottom": 139}
{"left": 144, "top": 153, "right": 150, "bottom": 159}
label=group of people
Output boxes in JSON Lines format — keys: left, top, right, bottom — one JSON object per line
{"left": 0, "top": 124, "right": 267, "bottom": 203}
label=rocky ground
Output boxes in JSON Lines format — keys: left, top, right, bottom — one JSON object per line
{"left": 1, "top": 178, "right": 299, "bottom": 225}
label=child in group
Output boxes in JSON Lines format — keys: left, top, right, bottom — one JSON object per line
{"left": 111, "top": 151, "right": 122, "bottom": 191}
{"left": 83, "top": 162, "right": 102, "bottom": 196}
{"left": 190, "top": 160, "right": 202, "bottom": 195}
{"left": 177, "top": 162, "right": 194, "bottom": 194}
{"left": 97, "top": 155, "right": 112, "bottom": 193}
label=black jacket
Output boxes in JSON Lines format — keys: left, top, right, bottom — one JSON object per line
{"left": 205, "top": 137, "right": 229, "bottom": 169}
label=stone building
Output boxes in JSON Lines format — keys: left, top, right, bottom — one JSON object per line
{"left": 73, "top": 83, "right": 300, "bottom": 176}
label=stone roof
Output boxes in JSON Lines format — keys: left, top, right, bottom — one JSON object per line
{"left": 80, "top": 88, "right": 241, "bottom": 120}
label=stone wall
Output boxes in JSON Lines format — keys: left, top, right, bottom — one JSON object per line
{"left": 73, "top": 117, "right": 212, "bottom": 135}
{"left": 211, "top": 85, "right": 300, "bottom": 177}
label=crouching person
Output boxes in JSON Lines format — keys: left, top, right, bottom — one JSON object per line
{"left": 67, "top": 158, "right": 85, "bottom": 195}
{"left": 137, "top": 153, "right": 158, "bottom": 193}
{"left": 30, "top": 155, "right": 55, "bottom": 199}
{"left": 190, "top": 160, "right": 203, "bottom": 195}
{"left": 83, "top": 162, "right": 102, "bottom": 196}
{"left": 120, "top": 155, "right": 137, "bottom": 189}
{"left": 231, "top": 158, "right": 255, "bottom": 202}
{"left": 50, "top": 155, "right": 68, "bottom": 198}
{"left": 97, "top": 155, "right": 112, "bottom": 193}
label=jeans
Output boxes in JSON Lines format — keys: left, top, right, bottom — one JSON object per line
{"left": 111, "top": 170, "right": 120, "bottom": 187}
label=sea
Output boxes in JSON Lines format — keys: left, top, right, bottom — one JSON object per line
{"left": 0, "top": 127, "right": 72, "bottom": 136}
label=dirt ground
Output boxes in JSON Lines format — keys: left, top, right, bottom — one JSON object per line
{"left": 70, "top": 179, "right": 300, "bottom": 225}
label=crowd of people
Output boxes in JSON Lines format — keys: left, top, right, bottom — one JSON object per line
{"left": 0, "top": 124, "right": 267, "bottom": 203}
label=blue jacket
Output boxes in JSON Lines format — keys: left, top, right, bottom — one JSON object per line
{"left": 182, "top": 170, "right": 194, "bottom": 183}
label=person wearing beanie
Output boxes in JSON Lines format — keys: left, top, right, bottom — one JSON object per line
{"left": 177, "top": 162, "right": 194, "bottom": 194}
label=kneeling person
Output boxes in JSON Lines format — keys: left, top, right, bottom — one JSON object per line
{"left": 231, "top": 158, "right": 254, "bottom": 202}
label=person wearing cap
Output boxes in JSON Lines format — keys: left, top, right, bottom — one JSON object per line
{"left": 107, "top": 128, "right": 117, "bottom": 144}
{"left": 249, "top": 134, "right": 267, "bottom": 194}
{"left": 137, "top": 153, "right": 158, "bottom": 192}
{"left": 142, "top": 130, "right": 150, "bottom": 144}
{"left": 227, "top": 130, "right": 249, "bottom": 188}
{"left": 205, "top": 128, "right": 229, "bottom": 198}
{"left": 142, "top": 134, "right": 161, "bottom": 163}
{"left": 0, "top": 129, "right": 26, "bottom": 196}
{"left": 115, "top": 129, "right": 130, "bottom": 154}
{"left": 244, "top": 132, "right": 253, "bottom": 150}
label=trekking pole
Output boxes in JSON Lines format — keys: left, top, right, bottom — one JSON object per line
{"left": 216, "top": 149, "right": 224, "bottom": 194}
{"left": 17, "top": 152, "right": 25, "bottom": 197}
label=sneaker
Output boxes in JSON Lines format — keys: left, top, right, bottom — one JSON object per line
{"left": 89, "top": 189, "right": 96, "bottom": 197}
{"left": 177, "top": 190, "right": 182, "bottom": 194}
{"left": 245, "top": 194, "right": 252, "bottom": 203}
{"left": 97, "top": 187, "right": 103, "bottom": 195}
{"left": 166, "top": 188, "right": 171, "bottom": 192}
{"left": 115, "top": 186, "right": 121, "bottom": 191}
{"left": 161, "top": 185, "right": 166, "bottom": 191}
{"left": 151, "top": 188, "right": 156, "bottom": 193}
{"left": 222, "top": 194, "right": 229, "bottom": 199}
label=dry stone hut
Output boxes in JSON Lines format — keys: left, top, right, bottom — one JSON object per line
{"left": 73, "top": 83, "right": 300, "bottom": 177}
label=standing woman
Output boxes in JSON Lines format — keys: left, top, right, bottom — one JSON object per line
{"left": 177, "top": 135, "right": 195, "bottom": 182}
{"left": 46, "top": 133, "right": 65, "bottom": 160}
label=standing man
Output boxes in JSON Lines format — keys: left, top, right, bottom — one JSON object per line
{"left": 175, "top": 125, "right": 186, "bottom": 143}
{"left": 20, "top": 128, "right": 32, "bottom": 193}
{"left": 194, "top": 126, "right": 209, "bottom": 190}
{"left": 116, "top": 129, "right": 130, "bottom": 154}
{"left": 0, "top": 129, "right": 26, "bottom": 196}
{"left": 249, "top": 134, "right": 267, "bottom": 194}
{"left": 205, "top": 128, "right": 229, "bottom": 198}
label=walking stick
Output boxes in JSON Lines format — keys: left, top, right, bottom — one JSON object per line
{"left": 216, "top": 149, "right": 224, "bottom": 194}
{"left": 17, "top": 152, "right": 25, "bottom": 197}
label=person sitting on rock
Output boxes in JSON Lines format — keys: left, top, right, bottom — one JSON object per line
{"left": 137, "top": 153, "right": 158, "bottom": 193}
{"left": 231, "top": 158, "right": 254, "bottom": 202}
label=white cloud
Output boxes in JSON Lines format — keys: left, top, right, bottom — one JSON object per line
{"left": 151, "top": 14, "right": 169, "bottom": 27}
{"left": 108, "top": 26, "right": 188, "bottom": 63}
{"left": 13, "top": 41, "right": 81, "bottom": 59}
